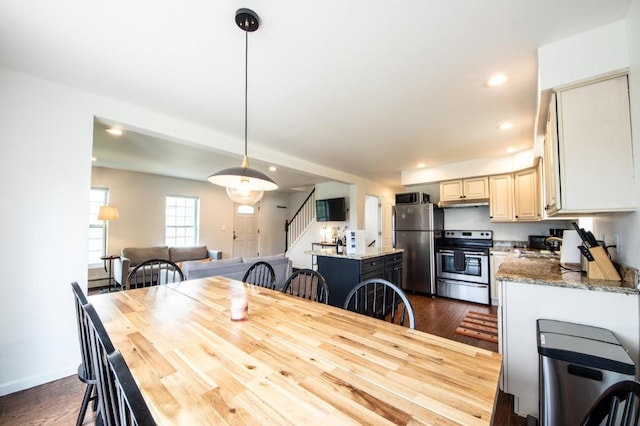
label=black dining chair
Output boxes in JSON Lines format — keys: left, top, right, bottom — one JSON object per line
{"left": 107, "top": 350, "right": 156, "bottom": 426}
{"left": 343, "top": 278, "right": 416, "bottom": 329}
{"left": 70, "top": 282, "right": 98, "bottom": 426}
{"left": 581, "top": 380, "right": 640, "bottom": 426}
{"left": 126, "top": 259, "right": 184, "bottom": 290}
{"left": 282, "top": 269, "right": 330, "bottom": 304}
{"left": 83, "top": 302, "right": 117, "bottom": 426}
{"left": 242, "top": 261, "right": 276, "bottom": 290}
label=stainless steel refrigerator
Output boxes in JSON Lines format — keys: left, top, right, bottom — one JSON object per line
{"left": 393, "top": 202, "right": 444, "bottom": 295}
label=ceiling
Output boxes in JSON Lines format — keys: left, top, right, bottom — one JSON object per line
{"left": 0, "top": 1, "right": 632, "bottom": 191}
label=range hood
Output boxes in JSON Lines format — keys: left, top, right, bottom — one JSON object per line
{"left": 438, "top": 198, "right": 489, "bottom": 208}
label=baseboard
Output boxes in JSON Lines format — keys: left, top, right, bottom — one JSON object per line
{"left": 88, "top": 277, "right": 110, "bottom": 289}
{"left": 0, "top": 364, "right": 77, "bottom": 397}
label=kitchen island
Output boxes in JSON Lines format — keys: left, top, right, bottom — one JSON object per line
{"left": 305, "top": 247, "right": 404, "bottom": 308}
{"left": 496, "top": 253, "right": 639, "bottom": 420}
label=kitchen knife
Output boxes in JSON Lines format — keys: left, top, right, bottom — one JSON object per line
{"left": 585, "top": 231, "right": 599, "bottom": 248}
{"left": 578, "top": 245, "right": 595, "bottom": 261}
{"left": 571, "top": 222, "right": 590, "bottom": 246}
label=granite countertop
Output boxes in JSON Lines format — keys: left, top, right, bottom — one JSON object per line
{"left": 305, "top": 247, "right": 404, "bottom": 260}
{"left": 496, "top": 252, "right": 638, "bottom": 295}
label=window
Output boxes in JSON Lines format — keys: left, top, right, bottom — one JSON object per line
{"left": 88, "top": 188, "right": 109, "bottom": 266}
{"left": 165, "top": 195, "right": 199, "bottom": 247}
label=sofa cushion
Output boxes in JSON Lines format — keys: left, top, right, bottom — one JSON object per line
{"left": 243, "top": 254, "right": 285, "bottom": 264}
{"left": 181, "top": 255, "right": 291, "bottom": 289}
{"left": 210, "top": 256, "right": 243, "bottom": 266}
{"left": 170, "top": 246, "right": 210, "bottom": 262}
{"left": 121, "top": 246, "right": 170, "bottom": 267}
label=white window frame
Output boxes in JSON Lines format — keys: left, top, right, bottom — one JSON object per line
{"left": 89, "top": 187, "right": 109, "bottom": 266}
{"left": 165, "top": 195, "right": 199, "bottom": 247}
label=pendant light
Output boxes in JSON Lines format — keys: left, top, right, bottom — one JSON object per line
{"left": 208, "top": 8, "right": 277, "bottom": 205}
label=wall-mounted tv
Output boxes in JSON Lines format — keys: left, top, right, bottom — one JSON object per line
{"left": 316, "top": 197, "right": 347, "bottom": 222}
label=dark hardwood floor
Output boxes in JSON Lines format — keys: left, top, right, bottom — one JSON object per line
{"left": 0, "top": 290, "right": 527, "bottom": 425}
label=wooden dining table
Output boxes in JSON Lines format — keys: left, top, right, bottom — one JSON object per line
{"left": 88, "top": 276, "right": 502, "bottom": 425}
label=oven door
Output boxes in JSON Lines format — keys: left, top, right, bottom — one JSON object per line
{"left": 436, "top": 249, "right": 489, "bottom": 284}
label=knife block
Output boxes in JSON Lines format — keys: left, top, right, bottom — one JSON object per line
{"left": 587, "top": 246, "right": 621, "bottom": 281}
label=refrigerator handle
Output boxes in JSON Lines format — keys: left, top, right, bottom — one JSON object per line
{"left": 391, "top": 206, "right": 396, "bottom": 248}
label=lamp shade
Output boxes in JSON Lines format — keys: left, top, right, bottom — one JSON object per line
{"left": 97, "top": 205, "right": 119, "bottom": 221}
{"left": 208, "top": 163, "right": 277, "bottom": 205}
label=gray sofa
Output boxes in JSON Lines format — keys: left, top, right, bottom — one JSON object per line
{"left": 113, "top": 245, "right": 222, "bottom": 288}
{"left": 181, "top": 254, "right": 293, "bottom": 290}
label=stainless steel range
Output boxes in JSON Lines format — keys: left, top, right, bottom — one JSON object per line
{"left": 435, "top": 230, "right": 493, "bottom": 305}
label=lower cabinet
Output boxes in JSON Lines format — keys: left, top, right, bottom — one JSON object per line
{"left": 498, "top": 279, "right": 639, "bottom": 419}
{"left": 317, "top": 252, "right": 403, "bottom": 308}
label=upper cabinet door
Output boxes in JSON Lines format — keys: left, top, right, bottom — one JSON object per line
{"left": 552, "top": 74, "right": 634, "bottom": 213}
{"left": 489, "top": 174, "right": 513, "bottom": 222}
{"left": 440, "top": 180, "right": 464, "bottom": 201}
{"left": 463, "top": 177, "right": 489, "bottom": 200}
{"left": 514, "top": 167, "right": 540, "bottom": 221}
{"left": 543, "top": 93, "right": 561, "bottom": 215}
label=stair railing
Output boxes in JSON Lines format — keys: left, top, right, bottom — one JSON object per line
{"left": 285, "top": 188, "right": 315, "bottom": 252}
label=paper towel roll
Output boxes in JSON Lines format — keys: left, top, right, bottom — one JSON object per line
{"left": 560, "top": 230, "right": 582, "bottom": 265}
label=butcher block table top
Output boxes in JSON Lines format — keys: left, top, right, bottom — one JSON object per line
{"left": 88, "top": 276, "right": 502, "bottom": 425}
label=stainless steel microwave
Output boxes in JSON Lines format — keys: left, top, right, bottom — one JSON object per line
{"left": 395, "top": 192, "right": 430, "bottom": 205}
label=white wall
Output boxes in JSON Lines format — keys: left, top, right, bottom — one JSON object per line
{"left": 443, "top": 207, "right": 571, "bottom": 242}
{"left": 595, "top": 0, "right": 640, "bottom": 269}
{"left": 257, "top": 192, "right": 291, "bottom": 256}
{"left": 538, "top": 20, "right": 630, "bottom": 90}
{"left": 91, "top": 167, "right": 234, "bottom": 257}
{"left": 0, "top": 68, "right": 92, "bottom": 395}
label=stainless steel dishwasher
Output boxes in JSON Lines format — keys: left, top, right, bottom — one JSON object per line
{"left": 537, "top": 319, "right": 636, "bottom": 426}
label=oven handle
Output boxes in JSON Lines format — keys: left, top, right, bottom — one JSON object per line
{"left": 436, "top": 278, "right": 488, "bottom": 288}
{"left": 437, "top": 249, "right": 486, "bottom": 257}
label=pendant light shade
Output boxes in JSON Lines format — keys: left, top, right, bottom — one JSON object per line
{"left": 208, "top": 8, "right": 277, "bottom": 205}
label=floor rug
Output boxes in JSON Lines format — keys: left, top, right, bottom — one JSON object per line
{"left": 455, "top": 311, "right": 498, "bottom": 343}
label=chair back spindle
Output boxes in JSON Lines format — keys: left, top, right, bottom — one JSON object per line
{"left": 282, "top": 269, "right": 330, "bottom": 304}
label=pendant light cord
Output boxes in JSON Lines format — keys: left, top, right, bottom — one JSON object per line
{"left": 244, "top": 23, "right": 249, "bottom": 158}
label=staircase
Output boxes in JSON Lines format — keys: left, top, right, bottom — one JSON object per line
{"left": 285, "top": 188, "right": 315, "bottom": 252}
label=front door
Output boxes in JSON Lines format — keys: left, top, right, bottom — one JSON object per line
{"left": 233, "top": 204, "right": 259, "bottom": 258}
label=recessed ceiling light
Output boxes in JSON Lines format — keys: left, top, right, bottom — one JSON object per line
{"left": 506, "top": 147, "right": 517, "bottom": 154}
{"left": 499, "top": 122, "right": 514, "bottom": 130}
{"left": 486, "top": 74, "right": 507, "bottom": 87}
{"left": 269, "top": 166, "right": 277, "bottom": 172}
{"left": 105, "top": 127, "right": 123, "bottom": 136}
{"left": 417, "top": 163, "right": 426, "bottom": 168}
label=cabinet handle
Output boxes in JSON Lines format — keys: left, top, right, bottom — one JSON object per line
{"left": 489, "top": 216, "right": 493, "bottom": 219}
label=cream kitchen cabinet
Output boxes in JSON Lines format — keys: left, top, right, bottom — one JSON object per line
{"left": 499, "top": 278, "right": 639, "bottom": 418}
{"left": 440, "top": 177, "right": 489, "bottom": 202}
{"left": 513, "top": 166, "right": 540, "bottom": 221}
{"left": 544, "top": 74, "right": 634, "bottom": 215}
{"left": 489, "top": 165, "right": 540, "bottom": 222}
{"left": 489, "top": 174, "right": 513, "bottom": 221}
